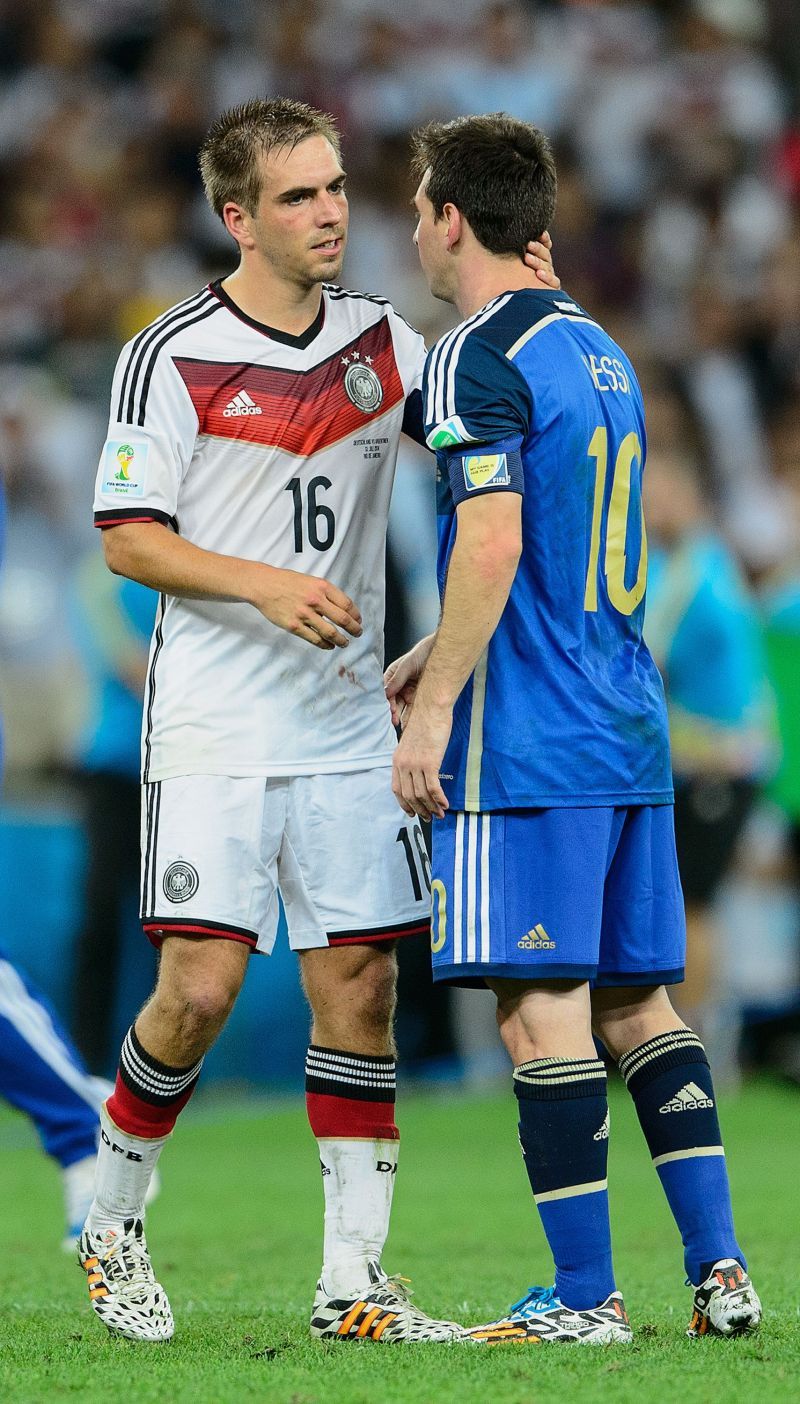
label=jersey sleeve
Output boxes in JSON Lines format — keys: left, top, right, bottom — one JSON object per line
{"left": 93, "top": 343, "right": 198, "bottom": 530}
{"left": 424, "top": 332, "right": 531, "bottom": 505}
{"left": 387, "top": 306, "right": 428, "bottom": 447}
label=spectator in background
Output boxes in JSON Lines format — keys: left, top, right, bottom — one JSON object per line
{"left": 0, "top": 0, "right": 798, "bottom": 1083}
{"left": 758, "top": 444, "right": 800, "bottom": 1077}
{"left": 69, "top": 550, "right": 156, "bottom": 1075}
{"left": 644, "top": 447, "right": 775, "bottom": 1074}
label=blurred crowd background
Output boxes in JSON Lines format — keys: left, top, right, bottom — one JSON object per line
{"left": 0, "top": 0, "right": 799, "bottom": 1091}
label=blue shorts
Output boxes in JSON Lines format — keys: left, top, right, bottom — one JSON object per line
{"left": 430, "top": 805, "right": 685, "bottom": 988}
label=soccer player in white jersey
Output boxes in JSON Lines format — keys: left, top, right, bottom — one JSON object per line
{"left": 79, "top": 96, "right": 559, "bottom": 1343}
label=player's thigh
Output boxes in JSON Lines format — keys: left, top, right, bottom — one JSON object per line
{"left": 596, "top": 804, "right": 686, "bottom": 989}
{"left": 280, "top": 767, "right": 430, "bottom": 950}
{"left": 140, "top": 774, "right": 287, "bottom": 954}
{"left": 429, "top": 807, "right": 613, "bottom": 987}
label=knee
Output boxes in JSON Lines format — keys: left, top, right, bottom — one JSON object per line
{"left": 152, "top": 964, "right": 240, "bottom": 1046}
{"left": 494, "top": 996, "right": 528, "bottom": 1065}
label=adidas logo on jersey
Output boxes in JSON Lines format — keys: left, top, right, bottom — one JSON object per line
{"left": 223, "top": 389, "right": 263, "bottom": 417}
{"left": 517, "top": 924, "right": 555, "bottom": 950}
{"left": 659, "top": 1082, "right": 714, "bottom": 1114}
{"left": 593, "top": 1112, "right": 610, "bottom": 1141}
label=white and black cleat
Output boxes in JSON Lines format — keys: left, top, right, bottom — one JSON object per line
{"left": 79, "top": 1217, "right": 173, "bottom": 1341}
{"left": 688, "top": 1259, "right": 761, "bottom": 1338}
{"left": 310, "top": 1259, "right": 465, "bottom": 1342}
{"left": 466, "top": 1284, "right": 633, "bottom": 1345}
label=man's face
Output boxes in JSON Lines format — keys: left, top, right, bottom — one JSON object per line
{"left": 413, "top": 172, "right": 454, "bottom": 304}
{"left": 248, "top": 134, "right": 348, "bottom": 289}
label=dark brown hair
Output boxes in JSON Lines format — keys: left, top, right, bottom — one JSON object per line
{"left": 199, "top": 97, "right": 341, "bottom": 219}
{"left": 411, "top": 113, "right": 556, "bottom": 256}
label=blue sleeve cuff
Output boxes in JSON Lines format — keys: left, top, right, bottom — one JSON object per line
{"left": 445, "top": 435, "right": 524, "bottom": 506}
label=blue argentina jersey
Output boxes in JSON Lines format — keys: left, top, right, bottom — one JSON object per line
{"left": 424, "top": 287, "right": 672, "bottom": 811}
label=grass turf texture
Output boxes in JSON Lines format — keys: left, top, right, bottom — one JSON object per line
{"left": 0, "top": 1078, "right": 796, "bottom": 1404}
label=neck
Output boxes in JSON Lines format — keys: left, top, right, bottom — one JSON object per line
{"left": 222, "top": 257, "right": 324, "bottom": 335}
{"left": 453, "top": 259, "right": 544, "bottom": 320}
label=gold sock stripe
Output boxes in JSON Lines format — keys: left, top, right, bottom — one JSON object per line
{"left": 619, "top": 1031, "right": 703, "bottom": 1084}
{"left": 534, "top": 1178, "right": 608, "bottom": 1204}
{"left": 516, "top": 1057, "right": 603, "bottom": 1072}
{"left": 652, "top": 1146, "right": 724, "bottom": 1169}
{"left": 514, "top": 1058, "right": 606, "bottom": 1087}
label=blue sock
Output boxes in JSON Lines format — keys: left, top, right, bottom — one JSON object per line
{"left": 619, "top": 1030, "right": 745, "bottom": 1285}
{"left": 514, "top": 1057, "right": 616, "bottom": 1310}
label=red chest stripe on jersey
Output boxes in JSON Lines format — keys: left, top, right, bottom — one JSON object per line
{"left": 173, "top": 316, "right": 404, "bottom": 457}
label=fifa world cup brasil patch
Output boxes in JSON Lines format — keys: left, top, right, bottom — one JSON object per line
{"left": 462, "top": 452, "right": 510, "bottom": 491}
{"left": 101, "top": 440, "right": 148, "bottom": 498}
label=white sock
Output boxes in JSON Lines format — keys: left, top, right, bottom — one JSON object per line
{"left": 85, "top": 1105, "right": 167, "bottom": 1236}
{"left": 62, "top": 1154, "right": 97, "bottom": 1237}
{"left": 317, "top": 1137, "right": 399, "bottom": 1296}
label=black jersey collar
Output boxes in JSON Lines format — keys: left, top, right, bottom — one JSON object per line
{"left": 209, "top": 279, "right": 326, "bottom": 348}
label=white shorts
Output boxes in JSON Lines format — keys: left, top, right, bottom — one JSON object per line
{"left": 139, "top": 769, "right": 431, "bottom": 955}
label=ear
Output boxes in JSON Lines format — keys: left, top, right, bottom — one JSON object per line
{"left": 222, "top": 201, "right": 256, "bottom": 251}
{"left": 443, "top": 202, "right": 462, "bottom": 251}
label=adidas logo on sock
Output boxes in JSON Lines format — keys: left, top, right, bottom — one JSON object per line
{"left": 659, "top": 1081, "right": 714, "bottom": 1114}
{"left": 223, "top": 388, "right": 263, "bottom": 417}
{"left": 593, "top": 1112, "right": 610, "bottom": 1140}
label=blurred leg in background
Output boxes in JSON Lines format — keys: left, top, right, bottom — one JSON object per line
{"left": 70, "top": 769, "right": 148, "bottom": 1076}
{"left": 672, "top": 777, "right": 758, "bottom": 1083}
{"left": 68, "top": 555, "right": 157, "bottom": 1076}
{"left": 0, "top": 946, "right": 112, "bottom": 1249}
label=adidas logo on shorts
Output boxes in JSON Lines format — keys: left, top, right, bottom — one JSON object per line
{"left": 659, "top": 1081, "right": 714, "bottom": 1114}
{"left": 223, "top": 389, "right": 263, "bottom": 417}
{"left": 517, "top": 923, "right": 555, "bottom": 950}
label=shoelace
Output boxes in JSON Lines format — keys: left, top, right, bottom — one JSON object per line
{"left": 376, "top": 1274, "right": 456, "bottom": 1328}
{"left": 382, "top": 1273, "right": 413, "bottom": 1302}
{"left": 99, "top": 1226, "right": 156, "bottom": 1295}
{"left": 509, "top": 1285, "right": 560, "bottom": 1317}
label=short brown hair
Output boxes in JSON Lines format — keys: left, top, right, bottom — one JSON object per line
{"left": 411, "top": 113, "right": 556, "bottom": 256}
{"left": 199, "top": 97, "right": 341, "bottom": 219}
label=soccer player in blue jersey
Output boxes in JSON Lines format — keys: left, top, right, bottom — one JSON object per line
{"left": 386, "top": 113, "right": 761, "bottom": 1344}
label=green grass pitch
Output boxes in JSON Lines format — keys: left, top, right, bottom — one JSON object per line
{"left": 0, "top": 1077, "right": 796, "bottom": 1403}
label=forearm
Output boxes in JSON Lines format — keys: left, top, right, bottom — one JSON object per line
{"left": 416, "top": 533, "right": 520, "bottom": 709}
{"left": 102, "top": 523, "right": 266, "bottom": 606}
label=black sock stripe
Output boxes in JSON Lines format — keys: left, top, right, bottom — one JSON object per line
{"left": 128, "top": 1023, "right": 202, "bottom": 1080}
{"left": 305, "top": 1046, "right": 396, "bottom": 1101}
{"left": 304, "top": 1050, "right": 395, "bottom": 1067}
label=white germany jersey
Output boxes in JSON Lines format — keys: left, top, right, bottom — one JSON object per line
{"left": 93, "top": 281, "right": 426, "bottom": 781}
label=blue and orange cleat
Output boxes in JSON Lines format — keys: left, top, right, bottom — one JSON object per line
{"left": 466, "top": 1284, "right": 632, "bottom": 1345}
